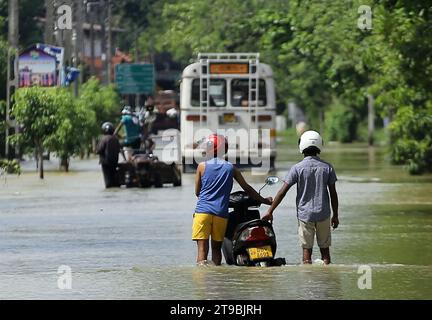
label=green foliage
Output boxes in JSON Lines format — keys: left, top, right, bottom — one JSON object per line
{"left": 112, "top": 0, "right": 162, "bottom": 56}
{"left": 389, "top": 105, "right": 432, "bottom": 174}
{"left": 9, "top": 78, "right": 120, "bottom": 176}
{"left": 3, "top": 0, "right": 426, "bottom": 172}
{"left": 324, "top": 99, "right": 357, "bottom": 143}
{"left": 44, "top": 88, "right": 96, "bottom": 161}
{"left": 131, "top": 0, "right": 432, "bottom": 174}
{"left": 0, "top": 159, "right": 20, "bottom": 175}
{"left": 77, "top": 77, "right": 120, "bottom": 134}
{"left": 0, "top": 0, "right": 45, "bottom": 48}
{"left": 10, "top": 87, "right": 97, "bottom": 177}
{"left": 11, "top": 87, "right": 59, "bottom": 150}
{"left": 0, "top": 37, "right": 8, "bottom": 101}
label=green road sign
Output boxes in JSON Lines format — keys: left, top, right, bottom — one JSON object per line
{"left": 115, "top": 63, "right": 155, "bottom": 94}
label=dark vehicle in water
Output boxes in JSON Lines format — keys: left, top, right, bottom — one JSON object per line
{"left": 223, "top": 176, "right": 286, "bottom": 267}
{"left": 115, "top": 102, "right": 182, "bottom": 188}
{"left": 117, "top": 152, "right": 182, "bottom": 188}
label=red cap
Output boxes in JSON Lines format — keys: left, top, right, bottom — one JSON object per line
{"left": 206, "top": 134, "right": 228, "bottom": 157}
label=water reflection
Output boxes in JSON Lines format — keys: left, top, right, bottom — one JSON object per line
{"left": 368, "top": 146, "right": 376, "bottom": 170}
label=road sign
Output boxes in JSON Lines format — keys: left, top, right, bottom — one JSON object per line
{"left": 115, "top": 63, "right": 155, "bottom": 94}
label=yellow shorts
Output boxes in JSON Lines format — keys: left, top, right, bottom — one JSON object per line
{"left": 192, "top": 213, "right": 228, "bottom": 242}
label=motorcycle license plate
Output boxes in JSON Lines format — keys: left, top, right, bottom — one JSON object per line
{"left": 247, "top": 246, "right": 273, "bottom": 261}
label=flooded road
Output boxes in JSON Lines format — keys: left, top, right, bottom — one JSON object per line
{"left": 1, "top": 142, "right": 432, "bottom": 299}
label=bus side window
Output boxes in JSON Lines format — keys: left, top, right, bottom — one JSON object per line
{"left": 191, "top": 79, "right": 227, "bottom": 107}
{"left": 231, "top": 79, "right": 267, "bottom": 107}
{"left": 191, "top": 79, "right": 200, "bottom": 106}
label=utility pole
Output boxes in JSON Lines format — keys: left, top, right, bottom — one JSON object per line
{"left": 61, "top": 0, "right": 73, "bottom": 68}
{"left": 100, "top": 0, "right": 107, "bottom": 84}
{"left": 86, "top": 0, "right": 101, "bottom": 76}
{"left": 44, "top": 0, "right": 55, "bottom": 44}
{"left": 87, "top": 1, "right": 96, "bottom": 77}
{"left": 6, "top": 0, "right": 19, "bottom": 158}
{"left": 106, "top": 0, "right": 112, "bottom": 84}
{"left": 75, "top": 0, "right": 84, "bottom": 89}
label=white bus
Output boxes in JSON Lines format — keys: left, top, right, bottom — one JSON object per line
{"left": 180, "top": 53, "right": 276, "bottom": 172}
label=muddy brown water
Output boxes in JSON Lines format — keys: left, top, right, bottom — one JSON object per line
{"left": 0, "top": 143, "right": 431, "bottom": 299}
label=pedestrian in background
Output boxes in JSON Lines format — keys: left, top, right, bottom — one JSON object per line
{"left": 96, "top": 122, "right": 123, "bottom": 188}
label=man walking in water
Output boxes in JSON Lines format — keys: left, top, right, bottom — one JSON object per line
{"left": 96, "top": 122, "right": 123, "bottom": 188}
{"left": 193, "top": 134, "right": 272, "bottom": 266}
{"left": 262, "top": 130, "right": 339, "bottom": 264}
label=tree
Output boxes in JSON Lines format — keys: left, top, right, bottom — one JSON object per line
{"left": 10, "top": 87, "right": 59, "bottom": 179}
{"left": 77, "top": 77, "right": 120, "bottom": 140}
{"left": 11, "top": 87, "right": 96, "bottom": 178}
{"left": 44, "top": 88, "right": 96, "bottom": 172}
{"left": 126, "top": 0, "right": 432, "bottom": 173}
{"left": 111, "top": 0, "right": 162, "bottom": 59}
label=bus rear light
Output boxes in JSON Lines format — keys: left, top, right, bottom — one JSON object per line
{"left": 186, "top": 115, "right": 207, "bottom": 122}
{"left": 270, "top": 128, "right": 276, "bottom": 138}
{"left": 252, "top": 115, "right": 272, "bottom": 122}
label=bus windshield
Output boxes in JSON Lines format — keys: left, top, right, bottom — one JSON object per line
{"left": 231, "top": 79, "right": 266, "bottom": 107}
{"left": 191, "top": 79, "right": 226, "bottom": 107}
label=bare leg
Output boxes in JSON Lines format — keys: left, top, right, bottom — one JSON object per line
{"left": 196, "top": 240, "right": 209, "bottom": 264}
{"left": 211, "top": 240, "right": 223, "bottom": 265}
{"left": 320, "top": 247, "right": 331, "bottom": 264}
{"left": 303, "top": 248, "right": 312, "bottom": 264}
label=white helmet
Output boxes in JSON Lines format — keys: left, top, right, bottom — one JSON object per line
{"left": 299, "top": 130, "right": 323, "bottom": 154}
{"left": 121, "top": 106, "right": 133, "bottom": 115}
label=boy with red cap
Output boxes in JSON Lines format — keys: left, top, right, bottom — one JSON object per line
{"left": 192, "top": 133, "right": 272, "bottom": 265}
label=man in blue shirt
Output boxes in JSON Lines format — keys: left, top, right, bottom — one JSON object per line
{"left": 114, "top": 106, "right": 142, "bottom": 161}
{"left": 193, "top": 134, "right": 272, "bottom": 266}
{"left": 262, "top": 130, "right": 339, "bottom": 264}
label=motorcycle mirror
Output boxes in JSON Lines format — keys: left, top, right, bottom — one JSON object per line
{"left": 259, "top": 176, "right": 280, "bottom": 194}
{"left": 265, "top": 176, "right": 279, "bottom": 185}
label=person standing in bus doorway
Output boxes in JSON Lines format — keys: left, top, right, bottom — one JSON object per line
{"left": 192, "top": 134, "right": 273, "bottom": 266}
{"left": 261, "top": 130, "right": 339, "bottom": 264}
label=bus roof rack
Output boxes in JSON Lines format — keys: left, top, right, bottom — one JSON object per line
{"left": 197, "top": 52, "right": 260, "bottom": 61}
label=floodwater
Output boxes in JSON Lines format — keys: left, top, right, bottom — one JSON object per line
{"left": 1, "top": 142, "right": 432, "bottom": 299}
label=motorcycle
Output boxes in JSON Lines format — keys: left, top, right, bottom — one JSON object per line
{"left": 222, "top": 176, "right": 286, "bottom": 267}
{"left": 117, "top": 151, "right": 182, "bottom": 188}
